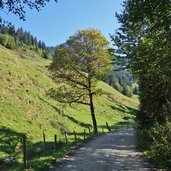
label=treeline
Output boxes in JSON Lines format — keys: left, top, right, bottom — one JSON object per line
{"left": 113, "top": 0, "right": 171, "bottom": 169}
{"left": 106, "top": 70, "right": 138, "bottom": 97}
{"left": 0, "top": 25, "right": 52, "bottom": 58}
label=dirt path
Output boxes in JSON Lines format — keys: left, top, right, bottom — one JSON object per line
{"left": 50, "top": 128, "right": 151, "bottom": 171}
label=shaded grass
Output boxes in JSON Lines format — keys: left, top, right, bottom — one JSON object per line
{"left": 0, "top": 120, "right": 135, "bottom": 170}
{"left": 0, "top": 121, "right": 134, "bottom": 171}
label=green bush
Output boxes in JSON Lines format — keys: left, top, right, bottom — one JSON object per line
{"left": 0, "top": 34, "right": 16, "bottom": 49}
{"left": 6, "top": 36, "right": 16, "bottom": 49}
{"left": 137, "top": 122, "right": 171, "bottom": 169}
{"left": 0, "top": 34, "right": 8, "bottom": 47}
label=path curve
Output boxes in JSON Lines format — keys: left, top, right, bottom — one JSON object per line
{"left": 51, "top": 128, "right": 151, "bottom": 171}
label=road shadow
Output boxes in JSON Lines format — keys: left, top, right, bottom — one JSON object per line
{"left": 51, "top": 129, "right": 151, "bottom": 171}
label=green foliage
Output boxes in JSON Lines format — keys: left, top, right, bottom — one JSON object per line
{"left": 50, "top": 29, "right": 112, "bottom": 133}
{"left": 113, "top": 80, "right": 122, "bottom": 92}
{"left": 106, "top": 70, "right": 135, "bottom": 97}
{"left": 0, "top": 34, "right": 8, "bottom": 47}
{"left": 0, "top": 34, "right": 16, "bottom": 49}
{"left": 133, "top": 85, "right": 139, "bottom": 95}
{"left": 51, "top": 29, "right": 112, "bottom": 79}
{"left": 6, "top": 35, "right": 16, "bottom": 49}
{"left": 0, "top": 0, "right": 57, "bottom": 24}
{"left": 112, "top": 0, "right": 171, "bottom": 125}
{"left": 122, "top": 85, "right": 132, "bottom": 97}
{"left": 137, "top": 122, "right": 171, "bottom": 169}
{"left": 0, "top": 25, "right": 52, "bottom": 58}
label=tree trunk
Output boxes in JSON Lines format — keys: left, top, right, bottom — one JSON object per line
{"left": 89, "top": 92, "right": 97, "bottom": 134}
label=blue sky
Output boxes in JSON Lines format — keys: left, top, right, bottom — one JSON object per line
{"left": 2, "top": 0, "right": 124, "bottom": 46}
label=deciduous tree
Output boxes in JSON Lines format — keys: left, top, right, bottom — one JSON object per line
{"left": 49, "top": 29, "right": 112, "bottom": 133}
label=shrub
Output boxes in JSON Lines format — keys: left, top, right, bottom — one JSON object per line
{"left": 137, "top": 122, "right": 171, "bottom": 169}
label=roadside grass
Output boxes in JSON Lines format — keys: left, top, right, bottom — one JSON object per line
{"left": 136, "top": 122, "right": 171, "bottom": 170}
{"left": 0, "top": 46, "right": 139, "bottom": 170}
{"left": 1, "top": 121, "right": 134, "bottom": 171}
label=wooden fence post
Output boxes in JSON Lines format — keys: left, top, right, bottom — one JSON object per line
{"left": 64, "top": 131, "right": 68, "bottom": 144}
{"left": 22, "top": 134, "right": 28, "bottom": 168}
{"left": 73, "top": 131, "right": 77, "bottom": 142}
{"left": 84, "top": 129, "right": 86, "bottom": 140}
{"left": 54, "top": 134, "right": 57, "bottom": 150}
{"left": 106, "top": 122, "right": 111, "bottom": 132}
{"left": 43, "top": 131, "right": 46, "bottom": 153}
{"left": 88, "top": 127, "right": 91, "bottom": 133}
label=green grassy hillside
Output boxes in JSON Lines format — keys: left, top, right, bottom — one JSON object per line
{"left": 0, "top": 46, "right": 139, "bottom": 170}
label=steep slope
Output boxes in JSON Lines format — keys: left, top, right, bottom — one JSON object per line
{"left": 0, "top": 46, "right": 139, "bottom": 170}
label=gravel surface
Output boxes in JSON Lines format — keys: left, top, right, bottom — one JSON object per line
{"left": 50, "top": 128, "right": 151, "bottom": 171}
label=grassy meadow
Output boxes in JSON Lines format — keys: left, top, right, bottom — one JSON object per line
{"left": 0, "top": 46, "right": 139, "bottom": 170}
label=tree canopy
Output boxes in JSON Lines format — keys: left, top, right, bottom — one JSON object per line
{"left": 0, "top": 0, "right": 57, "bottom": 24}
{"left": 111, "top": 0, "right": 171, "bottom": 125}
{"left": 49, "top": 29, "right": 112, "bottom": 133}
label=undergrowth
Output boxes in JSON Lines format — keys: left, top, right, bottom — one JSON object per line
{"left": 137, "top": 122, "right": 171, "bottom": 170}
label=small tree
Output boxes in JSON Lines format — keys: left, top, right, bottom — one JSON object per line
{"left": 6, "top": 35, "right": 16, "bottom": 49}
{"left": 49, "top": 29, "right": 112, "bottom": 133}
{"left": 0, "top": 34, "right": 8, "bottom": 47}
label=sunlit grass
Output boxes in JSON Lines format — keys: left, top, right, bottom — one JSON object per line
{"left": 0, "top": 46, "right": 139, "bottom": 170}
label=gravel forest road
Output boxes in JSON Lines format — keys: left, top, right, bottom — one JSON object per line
{"left": 51, "top": 128, "right": 152, "bottom": 171}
